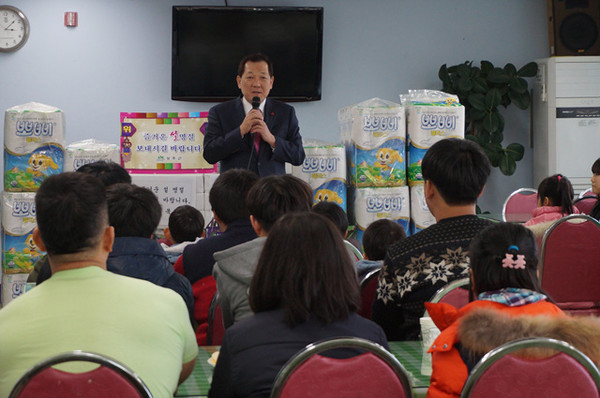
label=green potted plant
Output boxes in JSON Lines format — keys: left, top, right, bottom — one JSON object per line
{"left": 438, "top": 60, "right": 538, "bottom": 175}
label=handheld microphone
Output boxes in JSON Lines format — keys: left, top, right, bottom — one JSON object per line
{"left": 251, "top": 96, "right": 261, "bottom": 110}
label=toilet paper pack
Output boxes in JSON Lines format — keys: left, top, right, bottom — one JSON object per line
{"left": 2, "top": 192, "right": 36, "bottom": 235}
{"left": 64, "top": 139, "right": 121, "bottom": 171}
{"left": 339, "top": 98, "right": 406, "bottom": 187}
{"left": 403, "top": 91, "right": 464, "bottom": 185}
{"left": 352, "top": 186, "right": 410, "bottom": 242}
{"left": 1, "top": 273, "right": 30, "bottom": 307}
{"left": 2, "top": 230, "right": 43, "bottom": 275}
{"left": 2, "top": 192, "right": 40, "bottom": 275}
{"left": 410, "top": 185, "right": 436, "bottom": 234}
{"left": 4, "top": 102, "right": 65, "bottom": 191}
{"left": 292, "top": 141, "right": 347, "bottom": 212}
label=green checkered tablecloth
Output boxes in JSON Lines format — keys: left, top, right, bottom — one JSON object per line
{"left": 175, "top": 341, "right": 431, "bottom": 397}
{"left": 176, "top": 347, "right": 215, "bottom": 397}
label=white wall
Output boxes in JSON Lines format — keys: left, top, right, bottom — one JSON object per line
{"left": 0, "top": 0, "right": 551, "bottom": 213}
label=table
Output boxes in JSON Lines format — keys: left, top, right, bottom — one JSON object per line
{"left": 175, "top": 341, "right": 431, "bottom": 397}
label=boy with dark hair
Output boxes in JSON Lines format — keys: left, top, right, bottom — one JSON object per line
{"left": 0, "top": 173, "right": 197, "bottom": 397}
{"left": 173, "top": 169, "right": 259, "bottom": 344}
{"left": 213, "top": 174, "right": 313, "bottom": 327}
{"left": 356, "top": 219, "right": 406, "bottom": 277}
{"left": 161, "top": 205, "right": 205, "bottom": 264}
{"left": 105, "top": 183, "right": 195, "bottom": 325}
{"left": 372, "top": 138, "right": 492, "bottom": 341}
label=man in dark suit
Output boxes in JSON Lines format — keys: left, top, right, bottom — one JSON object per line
{"left": 203, "top": 53, "right": 305, "bottom": 176}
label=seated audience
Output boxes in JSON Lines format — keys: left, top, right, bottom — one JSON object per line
{"left": 161, "top": 205, "right": 205, "bottom": 264}
{"left": 525, "top": 174, "right": 578, "bottom": 239}
{"left": 209, "top": 212, "right": 388, "bottom": 398}
{"left": 173, "top": 169, "right": 259, "bottom": 344}
{"left": 589, "top": 157, "right": 600, "bottom": 220}
{"left": 311, "top": 201, "right": 363, "bottom": 262}
{"left": 106, "top": 183, "right": 195, "bottom": 325}
{"left": 0, "top": 173, "right": 197, "bottom": 398}
{"left": 27, "top": 160, "right": 131, "bottom": 284}
{"left": 372, "top": 138, "right": 492, "bottom": 341}
{"left": 356, "top": 219, "right": 406, "bottom": 278}
{"left": 426, "top": 222, "right": 563, "bottom": 398}
{"left": 213, "top": 174, "right": 313, "bottom": 328}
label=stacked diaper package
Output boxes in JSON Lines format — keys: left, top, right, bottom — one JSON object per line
{"left": 403, "top": 90, "right": 465, "bottom": 234}
{"left": 64, "top": 139, "right": 120, "bottom": 171}
{"left": 339, "top": 98, "right": 409, "bottom": 242}
{"left": 2, "top": 102, "right": 65, "bottom": 306}
{"left": 291, "top": 140, "right": 347, "bottom": 212}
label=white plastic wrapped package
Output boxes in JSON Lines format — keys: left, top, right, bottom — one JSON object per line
{"left": 339, "top": 98, "right": 406, "bottom": 188}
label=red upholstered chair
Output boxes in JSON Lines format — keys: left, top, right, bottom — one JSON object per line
{"left": 206, "top": 291, "right": 225, "bottom": 346}
{"left": 539, "top": 214, "right": 600, "bottom": 315}
{"left": 460, "top": 337, "right": 600, "bottom": 398}
{"left": 270, "top": 337, "right": 413, "bottom": 398}
{"left": 502, "top": 188, "right": 538, "bottom": 223}
{"left": 573, "top": 196, "right": 598, "bottom": 215}
{"left": 579, "top": 187, "right": 595, "bottom": 198}
{"left": 424, "top": 277, "right": 470, "bottom": 317}
{"left": 9, "top": 351, "right": 152, "bottom": 398}
{"left": 357, "top": 268, "right": 381, "bottom": 319}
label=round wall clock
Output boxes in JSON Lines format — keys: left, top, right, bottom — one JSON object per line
{"left": 0, "top": 6, "right": 30, "bottom": 52}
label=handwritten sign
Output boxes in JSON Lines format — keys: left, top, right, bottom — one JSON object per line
{"left": 131, "top": 174, "right": 198, "bottom": 227}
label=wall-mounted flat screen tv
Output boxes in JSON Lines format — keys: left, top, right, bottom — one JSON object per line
{"left": 172, "top": 6, "right": 323, "bottom": 102}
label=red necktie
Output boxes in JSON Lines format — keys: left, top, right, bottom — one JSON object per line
{"left": 254, "top": 133, "right": 260, "bottom": 153}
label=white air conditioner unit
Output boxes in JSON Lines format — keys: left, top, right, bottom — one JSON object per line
{"left": 532, "top": 56, "right": 600, "bottom": 194}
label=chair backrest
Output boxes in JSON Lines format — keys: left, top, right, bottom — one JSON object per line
{"left": 574, "top": 196, "right": 598, "bottom": 215}
{"left": 579, "top": 187, "right": 595, "bottom": 198}
{"left": 206, "top": 291, "right": 225, "bottom": 346}
{"left": 423, "top": 277, "right": 470, "bottom": 317}
{"left": 539, "top": 214, "right": 600, "bottom": 314}
{"left": 9, "top": 351, "right": 152, "bottom": 398}
{"left": 270, "top": 337, "right": 413, "bottom": 398}
{"left": 357, "top": 268, "right": 381, "bottom": 319}
{"left": 461, "top": 337, "right": 600, "bottom": 398}
{"left": 502, "top": 188, "right": 538, "bottom": 223}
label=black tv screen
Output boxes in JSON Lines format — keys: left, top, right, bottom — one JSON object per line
{"left": 172, "top": 6, "right": 323, "bottom": 102}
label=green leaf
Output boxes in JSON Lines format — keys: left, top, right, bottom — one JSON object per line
{"left": 480, "top": 60, "right": 494, "bottom": 75}
{"left": 467, "top": 108, "right": 487, "bottom": 121}
{"left": 487, "top": 67, "right": 510, "bottom": 83}
{"left": 484, "top": 89, "right": 502, "bottom": 109}
{"left": 468, "top": 93, "right": 486, "bottom": 111}
{"left": 490, "top": 130, "right": 504, "bottom": 144}
{"left": 509, "top": 90, "right": 531, "bottom": 110}
{"left": 506, "top": 142, "right": 524, "bottom": 161}
{"left": 438, "top": 64, "right": 449, "bottom": 82}
{"left": 517, "top": 61, "right": 538, "bottom": 77}
{"left": 509, "top": 77, "right": 528, "bottom": 94}
{"left": 458, "top": 76, "right": 473, "bottom": 92}
{"left": 482, "top": 112, "right": 496, "bottom": 133}
{"left": 465, "top": 134, "right": 481, "bottom": 145}
{"left": 499, "top": 153, "right": 517, "bottom": 176}
{"left": 484, "top": 143, "right": 503, "bottom": 167}
{"left": 472, "top": 76, "right": 488, "bottom": 93}
{"left": 504, "top": 63, "right": 517, "bottom": 76}
{"left": 457, "top": 63, "right": 471, "bottom": 78}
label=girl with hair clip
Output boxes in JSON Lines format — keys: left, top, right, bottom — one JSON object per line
{"left": 208, "top": 212, "right": 388, "bottom": 398}
{"left": 524, "top": 173, "right": 579, "bottom": 239}
{"left": 425, "top": 223, "right": 564, "bottom": 398}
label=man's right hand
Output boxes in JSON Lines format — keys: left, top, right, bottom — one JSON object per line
{"left": 240, "top": 109, "right": 264, "bottom": 137}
